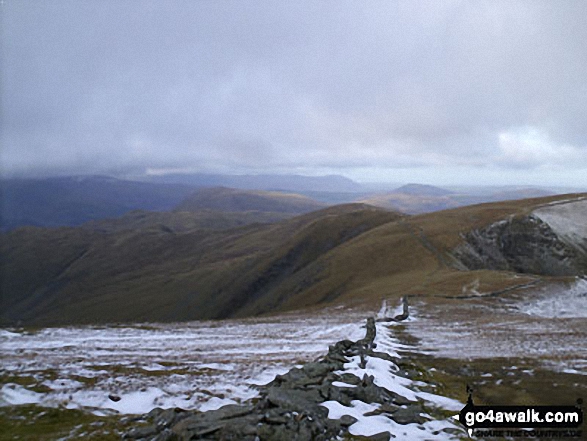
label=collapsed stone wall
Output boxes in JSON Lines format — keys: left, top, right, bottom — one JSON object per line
{"left": 123, "top": 318, "right": 435, "bottom": 441}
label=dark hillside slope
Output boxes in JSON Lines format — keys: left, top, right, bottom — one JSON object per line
{"left": 0, "top": 204, "right": 398, "bottom": 325}
{"left": 214, "top": 204, "right": 398, "bottom": 318}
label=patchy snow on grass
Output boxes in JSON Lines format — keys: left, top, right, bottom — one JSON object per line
{"left": 0, "top": 308, "right": 365, "bottom": 415}
{"left": 372, "top": 322, "right": 462, "bottom": 416}
{"left": 407, "top": 285, "right": 587, "bottom": 375}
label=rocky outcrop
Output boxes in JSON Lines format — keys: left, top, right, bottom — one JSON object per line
{"left": 123, "top": 318, "right": 428, "bottom": 441}
{"left": 453, "top": 214, "right": 587, "bottom": 277}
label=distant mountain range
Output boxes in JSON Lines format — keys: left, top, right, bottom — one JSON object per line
{"left": 146, "top": 172, "right": 363, "bottom": 192}
{"left": 0, "top": 175, "right": 350, "bottom": 230}
{"left": 0, "top": 176, "right": 195, "bottom": 230}
{"left": 0, "top": 174, "right": 571, "bottom": 230}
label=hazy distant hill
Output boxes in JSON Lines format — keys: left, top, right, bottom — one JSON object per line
{"left": 2, "top": 194, "right": 585, "bottom": 326}
{"left": 0, "top": 176, "right": 196, "bottom": 230}
{"left": 359, "top": 183, "right": 457, "bottom": 214}
{"left": 393, "top": 183, "right": 454, "bottom": 197}
{"left": 1, "top": 174, "right": 561, "bottom": 230}
{"left": 361, "top": 193, "right": 461, "bottom": 214}
{"left": 361, "top": 185, "right": 556, "bottom": 214}
{"left": 147, "top": 173, "right": 363, "bottom": 193}
{"left": 175, "top": 187, "right": 326, "bottom": 214}
{"left": 0, "top": 175, "right": 355, "bottom": 230}
{"left": 483, "top": 188, "right": 554, "bottom": 202}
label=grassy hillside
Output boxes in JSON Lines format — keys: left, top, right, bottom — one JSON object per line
{"left": 175, "top": 187, "right": 326, "bottom": 214}
{"left": 82, "top": 209, "right": 294, "bottom": 233}
{"left": 1, "top": 194, "right": 585, "bottom": 326}
{"left": 308, "top": 194, "right": 586, "bottom": 309}
{"left": 0, "top": 204, "right": 397, "bottom": 325}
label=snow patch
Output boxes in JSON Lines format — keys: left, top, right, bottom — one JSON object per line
{"left": 533, "top": 198, "right": 587, "bottom": 248}
{"left": 339, "top": 355, "right": 419, "bottom": 402}
{"left": 0, "top": 329, "right": 22, "bottom": 338}
{"left": 521, "top": 278, "right": 587, "bottom": 318}
{"left": 322, "top": 400, "right": 458, "bottom": 440}
{"left": 0, "top": 384, "right": 43, "bottom": 406}
{"left": 331, "top": 381, "right": 357, "bottom": 388}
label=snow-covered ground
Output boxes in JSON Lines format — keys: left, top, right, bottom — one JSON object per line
{"left": 0, "top": 308, "right": 366, "bottom": 415}
{"left": 533, "top": 197, "right": 587, "bottom": 250}
{"left": 520, "top": 277, "right": 587, "bottom": 319}
{"left": 1, "top": 305, "right": 468, "bottom": 439}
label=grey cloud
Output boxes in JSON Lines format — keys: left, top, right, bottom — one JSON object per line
{"left": 2, "top": 0, "right": 586, "bottom": 185}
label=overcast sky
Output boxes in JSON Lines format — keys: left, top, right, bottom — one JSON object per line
{"left": 2, "top": 0, "right": 587, "bottom": 186}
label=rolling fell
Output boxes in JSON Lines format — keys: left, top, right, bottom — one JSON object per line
{"left": 1, "top": 194, "right": 586, "bottom": 326}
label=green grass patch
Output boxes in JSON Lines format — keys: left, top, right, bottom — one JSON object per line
{"left": 0, "top": 404, "right": 145, "bottom": 441}
{"left": 0, "top": 373, "right": 52, "bottom": 394}
{"left": 407, "top": 355, "right": 587, "bottom": 408}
